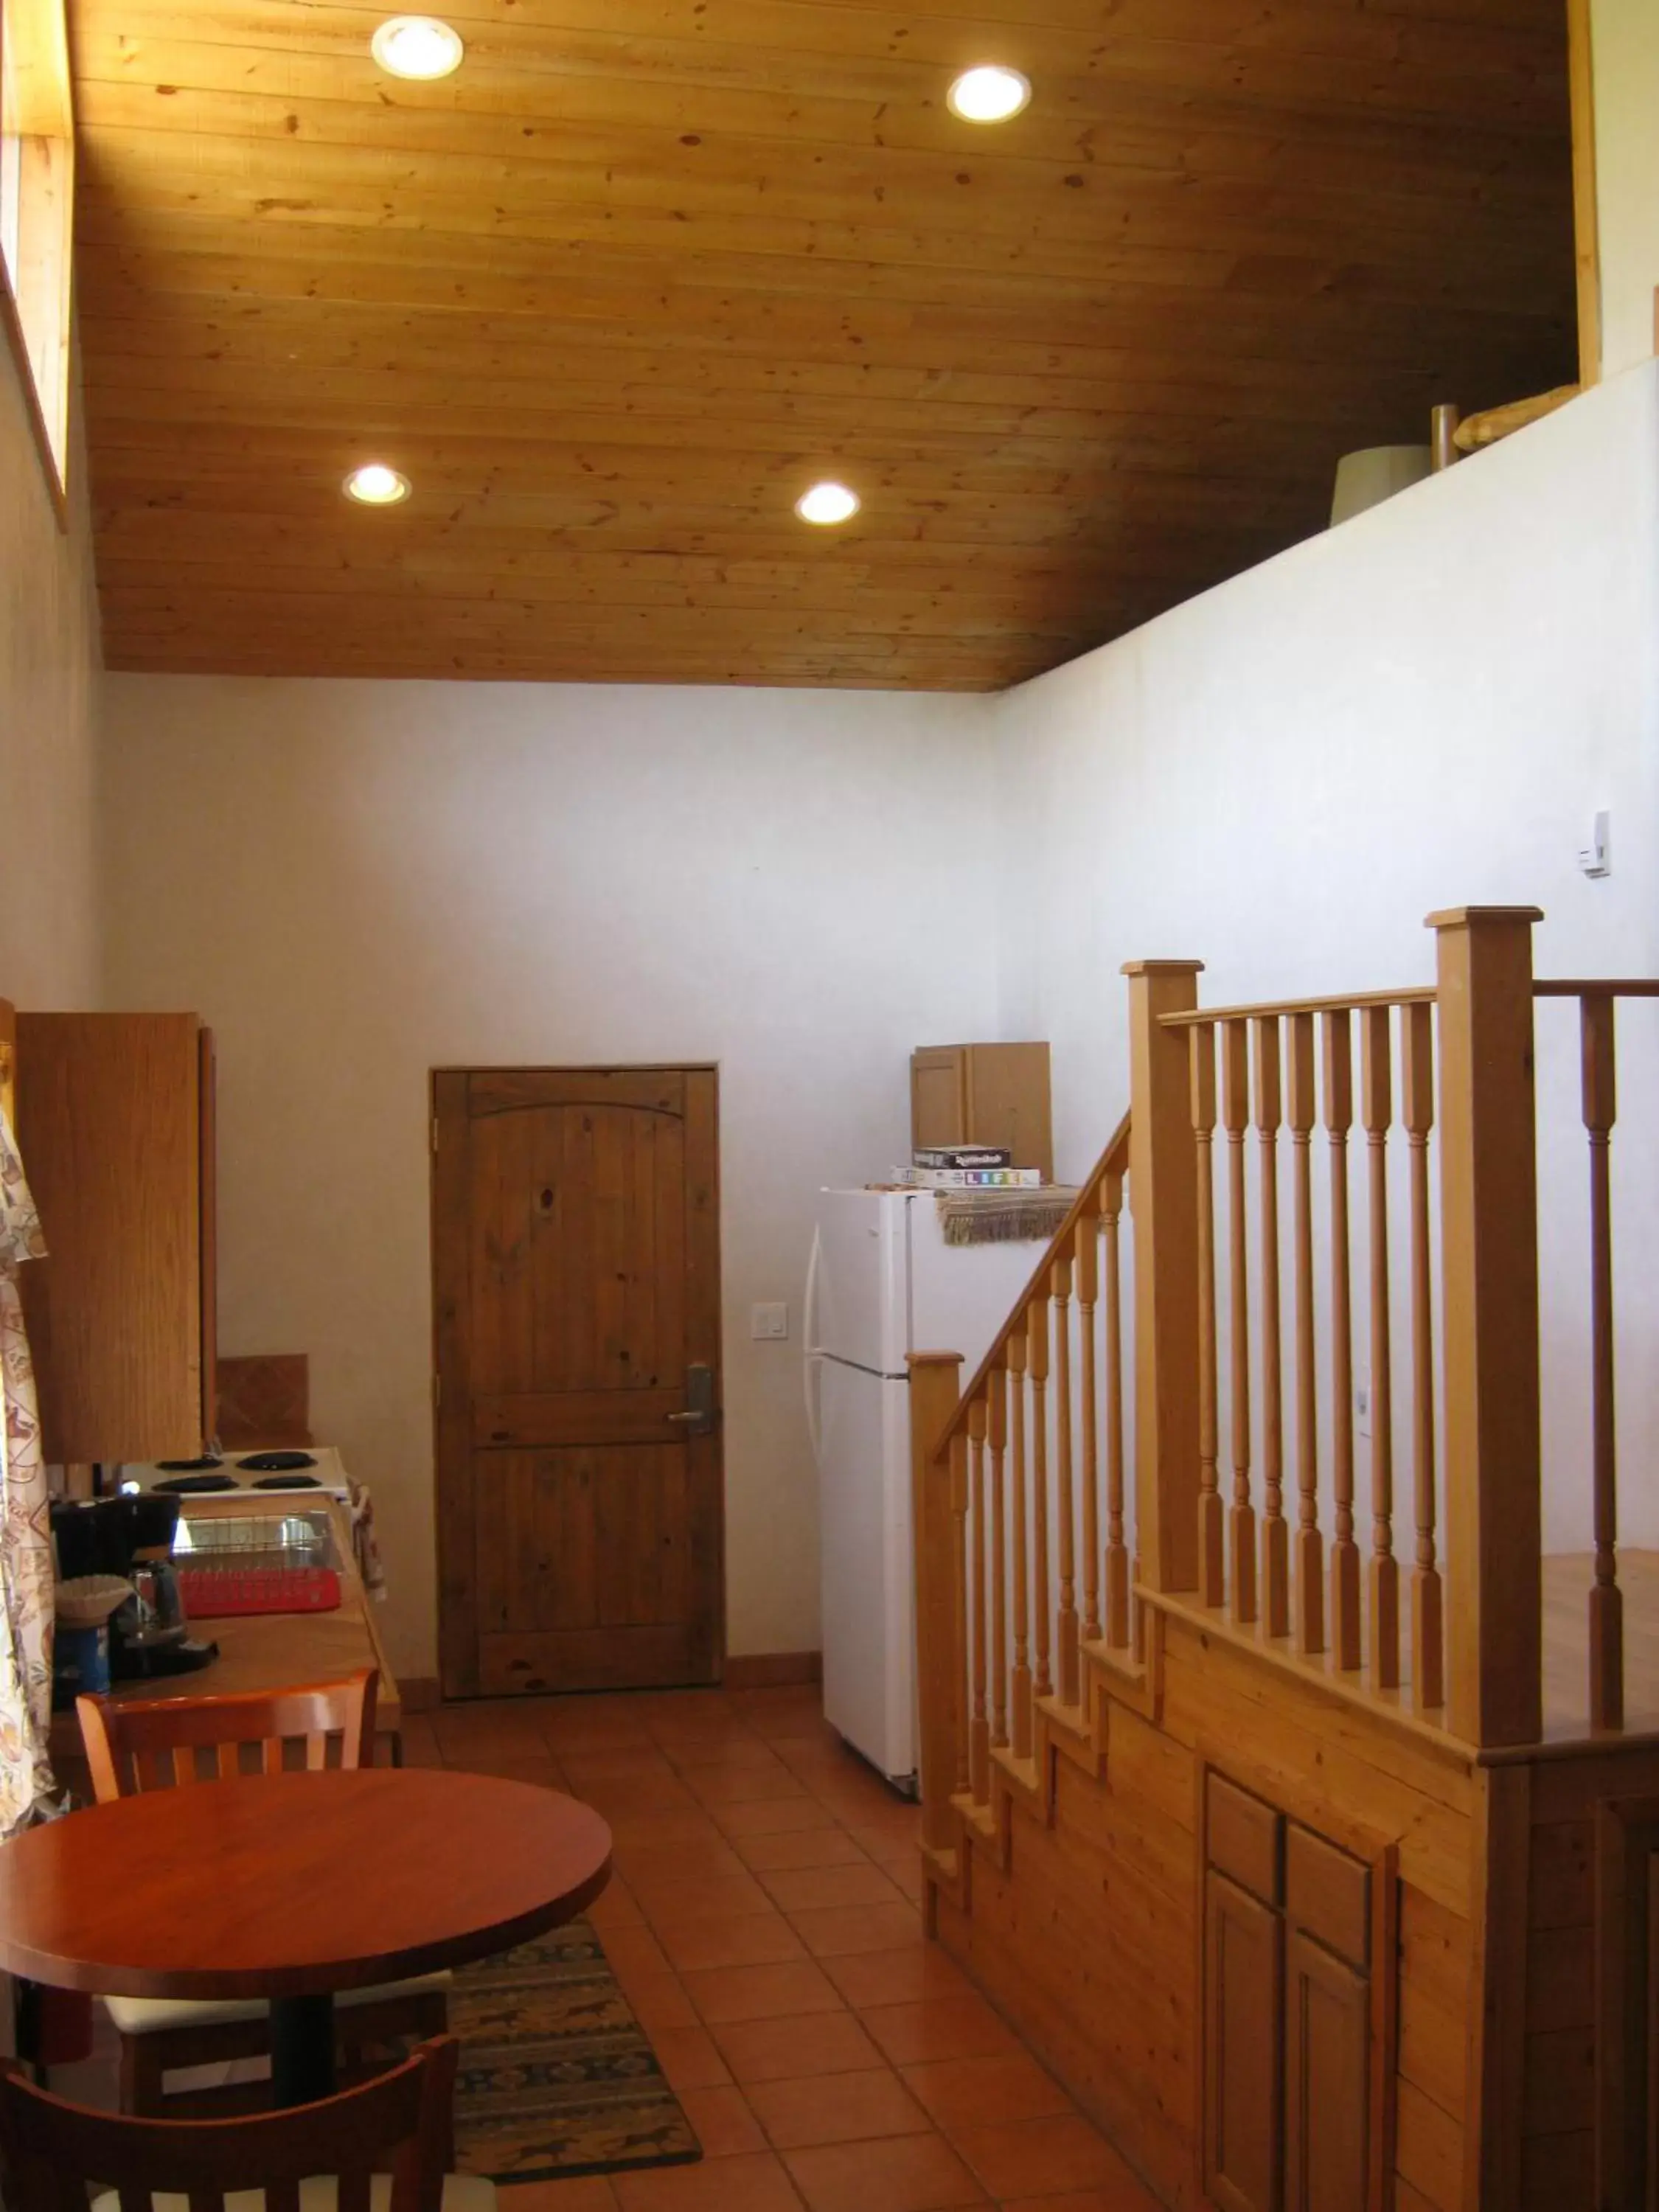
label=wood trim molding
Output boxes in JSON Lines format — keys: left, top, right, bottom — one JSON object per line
{"left": 723, "top": 1652, "right": 822, "bottom": 1691}
{"left": 1568, "top": 0, "right": 1602, "bottom": 386}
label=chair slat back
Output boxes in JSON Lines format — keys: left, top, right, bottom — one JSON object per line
{"left": 0, "top": 2037, "right": 455, "bottom": 2212}
{"left": 77, "top": 1672, "right": 378, "bottom": 1803}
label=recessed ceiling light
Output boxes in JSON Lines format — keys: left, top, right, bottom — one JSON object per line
{"left": 371, "top": 15, "right": 464, "bottom": 80}
{"left": 796, "top": 481, "right": 860, "bottom": 526}
{"left": 947, "top": 65, "right": 1032, "bottom": 123}
{"left": 344, "top": 462, "right": 411, "bottom": 506}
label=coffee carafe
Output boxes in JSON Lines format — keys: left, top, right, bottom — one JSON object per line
{"left": 49, "top": 1495, "right": 217, "bottom": 1683}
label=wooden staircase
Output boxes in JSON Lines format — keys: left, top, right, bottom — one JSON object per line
{"left": 908, "top": 908, "right": 1659, "bottom": 2212}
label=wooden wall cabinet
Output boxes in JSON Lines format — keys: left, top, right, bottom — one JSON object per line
{"left": 18, "top": 1013, "right": 217, "bottom": 1465}
{"left": 1202, "top": 1772, "right": 1380, "bottom": 2212}
{"left": 910, "top": 1042, "right": 1053, "bottom": 1180}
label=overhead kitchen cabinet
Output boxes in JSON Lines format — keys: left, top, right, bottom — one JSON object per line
{"left": 17, "top": 1014, "right": 216, "bottom": 1464}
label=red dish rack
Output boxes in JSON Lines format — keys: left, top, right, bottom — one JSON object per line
{"left": 176, "top": 1565, "right": 341, "bottom": 1618}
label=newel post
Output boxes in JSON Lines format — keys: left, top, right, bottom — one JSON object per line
{"left": 1429, "top": 905, "right": 1543, "bottom": 1749}
{"left": 1123, "top": 959, "right": 1205, "bottom": 1594}
{"left": 909, "top": 1351, "right": 965, "bottom": 1856}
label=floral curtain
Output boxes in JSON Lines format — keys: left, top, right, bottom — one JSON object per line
{"left": 0, "top": 1110, "right": 53, "bottom": 1835}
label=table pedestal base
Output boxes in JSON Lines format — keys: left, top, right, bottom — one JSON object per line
{"left": 270, "top": 1993, "right": 335, "bottom": 2108}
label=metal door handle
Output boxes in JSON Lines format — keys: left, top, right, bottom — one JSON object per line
{"left": 667, "top": 1362, "right": 717, "bottom": 1436}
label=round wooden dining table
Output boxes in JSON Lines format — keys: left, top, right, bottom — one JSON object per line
{"left": 0, "top": 1768, "right": 612, "bottom": 2107}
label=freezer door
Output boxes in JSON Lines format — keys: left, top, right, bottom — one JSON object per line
{"left": 816, "top": 1355, "right": 917, "bottom": 1788}
{"left": 807, "top": 1189, "right": 910, "bottom": 1376}
{"left": 906, "top": 1189, "right": 1045, "bottom": 1375}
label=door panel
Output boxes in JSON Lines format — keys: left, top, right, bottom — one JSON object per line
{"left": 1284, "top": 1929, "right": 1368, "bottom": 2212}
{"left": 434, "top": 1065, "right": 722, "bottom": 1697}
{"left": 1204, "top": 1869, "right": 1284, "bottom": 2212}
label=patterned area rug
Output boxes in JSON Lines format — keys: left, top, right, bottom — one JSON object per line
{"left": 450, "top": 1922, "right": 702, "bottom": 2183}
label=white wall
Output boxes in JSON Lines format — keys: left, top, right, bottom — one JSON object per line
{"left": 1593, "top": 0, "right": 1659, "bottom": 378}
{"left": 0, "top": 344, "right": 102, "bottom": 1007}
{"left": 990, "top": 361, "right": 1659, "bottom": 1554}
{"left": 100, "top": 680, "right": 999, "bottom": 1678}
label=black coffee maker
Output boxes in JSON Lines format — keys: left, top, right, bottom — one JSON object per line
{"left": 50, "top": 1495, "right": 218, "bottom": 1681}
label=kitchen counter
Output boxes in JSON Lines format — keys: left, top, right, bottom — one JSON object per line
{"left": 49, "top": 1494, "right": 402, "bottom": 1791}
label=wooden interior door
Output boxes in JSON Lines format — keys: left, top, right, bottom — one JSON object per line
{"left": 432, "top": 1065, "right": 723, "bottom": 1699}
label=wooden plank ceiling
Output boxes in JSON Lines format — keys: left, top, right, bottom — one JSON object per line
{"left": 70, "top": 0, "right": 1577, "bottom": 689}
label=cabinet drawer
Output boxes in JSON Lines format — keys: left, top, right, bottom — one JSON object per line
{"left": 1286, "top": 1822, "right": 1370, "bottom": 1968}
{"left": 1208, "top": 1772, "right": 1281, "bottom": 1905}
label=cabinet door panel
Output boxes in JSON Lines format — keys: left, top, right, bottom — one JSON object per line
{"left": 1285, "top": 1929, "right": 1368, "bottom": 2212}
{"left": 911, "top": 1049, "right": 967, "bottom": 1151}
{"left": 1205, "top": 1869, "right": 1283, "bottom": 2212}
{"left": 18, "top": 1013, "right": 205, "bottom": 1463}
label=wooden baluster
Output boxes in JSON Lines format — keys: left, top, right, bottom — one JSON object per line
{"left": 1053, "top": 1248, "right": 1079, "bottom": 1703}
{"left": 1191, "top": 1023, "right": 1223, "bottom": 1606}
{"left": 1288, "top": 1012, "right": 1324, "bottom": 1656}
{"left": 908, "top": 1353, "right": 964, "bottom": 1857}
{"left": 1326, "top": 1009, "right": 1360, "bottom": 1669}
{"left": 949, "top": 1430, "right": 970, "bottom": 1796}
{"left": 1222, "top": 1020, "right": 1256, "bottom": 1624}
{"left": 1029, "top": 1297, "right": 1052, "bottom": 1703}
{"left": 1103, "top": 1166, "right": 1130, "bottom": 1648}
{"left": 1009, "top": 1330, "right": 1032, "bottom": 1759}
{"left": 967, "top": 1395, "right": 990, "bottom": 1801}
{"left": 1254, "top": 1016, "right": 1287, "bottom": 1638}
{"left": 1402, "top": 1003, "right": 1442, "bottom": 1711}
{"left": 1583, "top": 994, "right": 1622, "bottom": 1731}
{"left": 1362, "top": 1007, "right": 1399, "bottom": 1690}
{"left": 989, "top": 1363, "right": 1009, "bottom": 1750}
{"left": 1077, "top": 1200, "right": 1102, "bottom": 1650}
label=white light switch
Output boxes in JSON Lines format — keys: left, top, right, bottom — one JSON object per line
{"left": 751, "top": 1301, "right": 789, "bottom": 1341}
{"left": 1579, "top": 808, "right": 1612, "bottom": 878}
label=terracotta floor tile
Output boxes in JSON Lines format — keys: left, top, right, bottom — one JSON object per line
{"left": 647, "top": 2024, "right": 732, "bottom": 2093}
{"left": 951, "top": 2116, "right": 1130, "bottom": 2200}
{"left": 883, "top": 1859, "right": 925, "bottom": 1905}
{"left": 714, "top": 1797, "right": 839, "bottom": 1838}
{"left": 712, "top": 2009, "right": 886, "bottom": 2086}
{"left": 733, "top": 1827, "right": 870, "bottom": 1874}
{"left": 577, "top": 1772, "right": 702, "bottom": 1819}
{"left": 747, "top": 2066, "right": 932, "bottom": 2149}
{"left": 782, "top": 2129, "right": 987, "bottom": 2212}
{"left": 665, "top": 1737, "right": 791, "bottom": 1774}
{"left": 560, "top": 1750, "right": 686, "bottom": 1788}
{"left": 605, "top": 1811, "right": 730, "bottom": 1855}
{"left": 900, "top": 2054, "right": 1073, "bottom": 2135}
{"left": 431, "top": 1700, "right": 550, "bottom": 1753}
{"left": 655, "top": 1911, "right": 807, "bottom": 1974}
{"left": 998, "top": 2180, "right": 1165, "bottom": 2212}
{"left": 790, "top": 1902, "right": 925, "bottom": 1958}
{"left": 596, "top": 1924, "right": 673, "bottom": 1981}
{"left": 841, "top": 1810, "right": 926, "bottom": 1852}
{"left": 860, "top": 1998, "right": 1021, "bottom": 2067}
{"left": 499, "top": 2177, "right": 619, "bottom": 2211}
{"left": 678, "top": 2084, "right": 769, "bottom": 2157}
{"left": 611, "top": 1968, "right": 699, "bottom": 2035}
{"left": 688, "top": 1767, "right": 812, "bottom": 1809}
{"left": 681, "top": 1958, "right": 844, "bottom": 2024}
{"left": 587, "top": 1879, "right": 646, "bottom": 1932}
{"left": 823, "top": 1947, "right": 973, "bottom": 2011}
{"left": 397, "top": 1717, "right": 442, "bottom": 1767}
{"left": 445, "top": 1753, "right": 569, "bottom": 1789}
{"left": 633, "top": 1868, "right": 776, "bottom": 1925}
{"left": 760, "top": 1863, "right": 910, "bottom": 1913}
{"left": 612, "top": 2149, "right": 803, "bottom": 2212}
{"left": 616, "top": 1840, "right": 752, "bottom": 1889}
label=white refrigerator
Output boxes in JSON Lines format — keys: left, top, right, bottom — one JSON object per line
{"left": 804, "top": 1189, "right": 1043, "bottom": 1792}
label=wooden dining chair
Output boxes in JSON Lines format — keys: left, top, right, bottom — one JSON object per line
{"left": 0, "top": 2034, "right": 491, "bottom": 2212}
{"left": 75, "top": 1672, "right": 451, "bottom": 2121}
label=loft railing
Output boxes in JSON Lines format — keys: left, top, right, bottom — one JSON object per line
{"left": 912, "top": 906, "right": 1659, "bottom": 1842}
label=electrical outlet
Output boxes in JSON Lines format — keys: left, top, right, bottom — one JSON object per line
{"left": 751, "top": 1301, "right": 789, "bottom": 1342}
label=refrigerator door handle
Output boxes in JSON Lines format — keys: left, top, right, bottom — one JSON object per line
{"left": 803, "top": 1228, "right": 824, "bottom": 1469}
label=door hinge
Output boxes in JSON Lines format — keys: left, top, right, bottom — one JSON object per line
{"left": 433, "top": 1373, "right": 442, "bottom": 1410}
{"left": 431, "top": 1115, "right": 440, "bottom": 1153}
